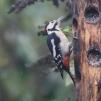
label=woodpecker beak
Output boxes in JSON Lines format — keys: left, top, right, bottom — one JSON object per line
{"left": 56, "top": 16, "right": 65, "bottom": 25}
{"left": 57, "top": 16, "right": 65, "bottom": 22}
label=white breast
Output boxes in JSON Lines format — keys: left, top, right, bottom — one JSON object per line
{"left": 55, "top": 31, "right": 71, "bottom": 56}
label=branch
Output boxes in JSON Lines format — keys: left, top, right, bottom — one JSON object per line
{"left": 8, "top": 0, "right": 66, "bottom": 13}
{"left": 8, "top": 0, "right": 35, "bottom": 13}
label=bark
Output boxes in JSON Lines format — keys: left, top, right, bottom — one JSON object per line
{"left": 73, "top": 0, "right": 101, "bottom": 101}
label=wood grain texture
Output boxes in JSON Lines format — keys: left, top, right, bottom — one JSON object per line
{"left": 73, "top": 0, "right": 101, "bottom": 101}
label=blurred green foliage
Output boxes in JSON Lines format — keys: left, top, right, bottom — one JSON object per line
{"left": 0, "top": 0, "right": 75, "bottom": 101}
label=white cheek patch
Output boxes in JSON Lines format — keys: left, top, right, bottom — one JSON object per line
{"left": 51, "top": 39, "right": 56, "bottom": 57}
{"left": 47, "top": 22, "right": 55, "bottom": 30}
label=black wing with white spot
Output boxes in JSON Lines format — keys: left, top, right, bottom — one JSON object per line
{"left": 47, "top": 33, "right": 65, "bottom": 77}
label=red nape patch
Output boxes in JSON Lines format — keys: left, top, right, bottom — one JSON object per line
{"left": 62, "top": 56, "right": 70, "bottom": 68}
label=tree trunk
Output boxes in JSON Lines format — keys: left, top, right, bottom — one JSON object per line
{"left": 73, "top": 0, "right": 101, "bottom": 101}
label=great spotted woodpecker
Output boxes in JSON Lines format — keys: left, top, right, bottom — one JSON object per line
{"left": 45, "top": 17, "right": 75, "bottom": 84}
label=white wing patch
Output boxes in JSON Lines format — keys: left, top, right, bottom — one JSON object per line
{"left": 51, "top": 39, "right": 56, "bottom": 57}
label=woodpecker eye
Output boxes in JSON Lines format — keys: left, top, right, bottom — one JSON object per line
{"left": 51, "top": 21, "right": 54, "bottom": 23}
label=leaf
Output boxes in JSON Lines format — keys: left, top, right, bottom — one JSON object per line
{"left": 62, "top": 26, "right": 72, "bottom": 33}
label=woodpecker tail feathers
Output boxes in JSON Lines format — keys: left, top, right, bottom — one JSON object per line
{"left": 58, "top": 66, "right": 75, "bottom": 85}
{"left": 65, "top": 68, "right": 75, "bottom": 85}
{"left": 59, "top": 68, "right": 64, "bottom": 79}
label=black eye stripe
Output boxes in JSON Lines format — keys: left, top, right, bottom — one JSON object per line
{"left": 47, "top": 22, "right": 59, "bottom": 31}
{"left": 52, "top": 22, "right": 58, "bottom": 29}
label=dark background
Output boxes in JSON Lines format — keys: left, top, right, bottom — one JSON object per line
{"left": 0, "top": 0, "right": 75, "bottom": 101}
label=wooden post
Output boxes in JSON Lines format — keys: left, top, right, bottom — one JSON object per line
{"left": 73, "top": 0, "right": 101, "bottom": 101}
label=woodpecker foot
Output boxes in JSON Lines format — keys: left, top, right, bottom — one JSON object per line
{"left": 74, "top": 76, "right": 81, "bottom": 83}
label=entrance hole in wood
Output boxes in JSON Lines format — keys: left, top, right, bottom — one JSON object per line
{"left": 84, "top": 6, "right": 100, "bottom": 24}
{"left": 87, "top": 47, "right": 101, "bottom": 67}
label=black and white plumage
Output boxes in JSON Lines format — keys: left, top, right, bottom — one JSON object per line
{"left": 45, "top": 17, "right": 75, "bottom": 84}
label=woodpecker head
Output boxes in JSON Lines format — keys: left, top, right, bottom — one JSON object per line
{"left": 45, "top": 16, "right": 64, "bottom": 34}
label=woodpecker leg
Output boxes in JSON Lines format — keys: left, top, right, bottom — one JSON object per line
{"left": 65, "top": 68, "right": 75, "bottom": 85}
